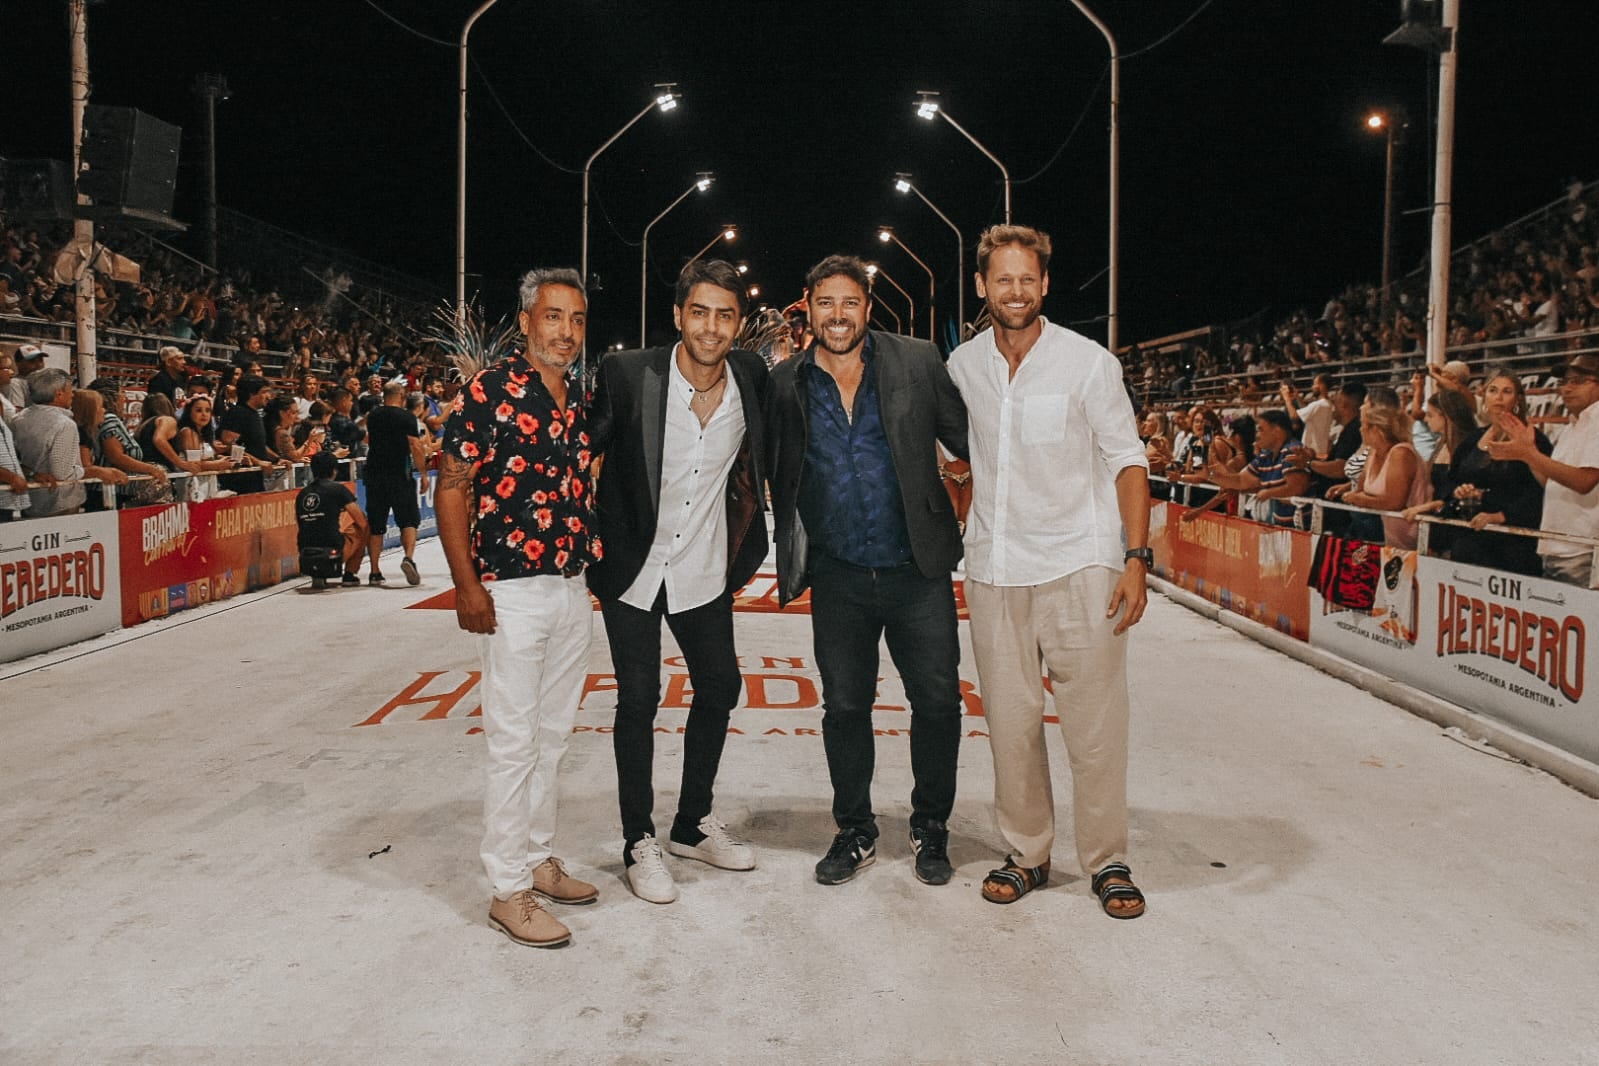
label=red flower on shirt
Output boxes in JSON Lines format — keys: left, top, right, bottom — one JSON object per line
{"left": 553, "top": 549, "right": 570, "bottom": 570}
{"left": 564, "top": 515, "right": 583, "bottom": 533}
{"left": 516, "top": 412, "right": 539, "bottom": 435}
{"left": 523, "top": 539, "right": 546, "bottom": 561}
{"left": 507, "top": 455, "right": 527, "bottom": 474}
{"left": 496, "top": 476, "right": 516, "bottom": 499}
{"left": 478, "top": 497, "right": 497, "bottom": 517}
{"left": 460, "top": 441, "right": 480, "bottom": 460}
{"left": 535, "top": 507, "right": 553, "bottom": 530}
{"left": 507, "top": 528, "right": 525, "bottom": 547}
{"left": 495, "top": 401, "right": 515, "bottom": 421}
{"left": 469, "top": 378, "right": 488, "bottom": 403}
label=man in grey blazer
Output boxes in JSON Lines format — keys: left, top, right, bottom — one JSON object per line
{"left": 765, "top": 254, "right": 968, "bottom": 887}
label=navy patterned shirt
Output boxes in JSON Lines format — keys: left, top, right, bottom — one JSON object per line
{"left": 441, "top": 357, "right": 601, "bottom": 582}
{"left": 798, "top": 336, "right": 912, "bottom": 568}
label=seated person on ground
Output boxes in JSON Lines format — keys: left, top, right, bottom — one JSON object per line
{"left": 295, "top": 451, "right": 369, "bottom": 590}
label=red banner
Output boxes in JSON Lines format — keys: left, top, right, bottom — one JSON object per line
{"left": 1149, "top": 500, "right": 1313, "bottom": 640}
{"left": 118, "top": 489, "right": 303, "bottom": 627}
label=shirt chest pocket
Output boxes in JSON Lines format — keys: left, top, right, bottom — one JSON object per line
{"left": 1020, "top": 393, "right": 1067, "bottom": 445}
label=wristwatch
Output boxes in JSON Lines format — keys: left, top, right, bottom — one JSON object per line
{"left": 1124, "top": 547, "right": 1154, "bottom": 566}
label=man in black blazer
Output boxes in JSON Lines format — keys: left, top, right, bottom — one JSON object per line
{"left": 765, "top": 254, "right": 968, "bottom": 887}
{"left": 588, "top": 259, "right": 769, "bottom": 904}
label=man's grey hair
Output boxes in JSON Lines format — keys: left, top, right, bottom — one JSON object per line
{"left": 29, "top": 368, "right": 73, "bottom": 405}
{"left": 518, "top": 267, "right": 585, "bottom": 312}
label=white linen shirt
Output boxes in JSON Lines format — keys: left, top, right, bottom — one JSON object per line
{"left": 948, "top": 318, "right": 1148, "bottom": 586}
{"left": 1295, "top": 396, "right": 1334, "bottom": 458}
{"left": 620, "top": 347, "right": 746, "bottom": 612}
{"left": 1539, "top": 401, "right": 1599, "bottom": 558}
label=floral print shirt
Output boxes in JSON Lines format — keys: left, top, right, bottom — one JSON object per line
{"left": 442, "top": 357, "right": 601, "bottom": 582}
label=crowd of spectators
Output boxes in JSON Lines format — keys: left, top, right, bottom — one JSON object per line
{"left": 0, "top": 216, "right": 451, "bottom": 392}
{"left": 1129, "top": 179, "right": 1599, "bottom": 406}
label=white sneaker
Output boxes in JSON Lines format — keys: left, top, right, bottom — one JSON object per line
{"left": 625, "top": 836, "right": 678, "bottom": 904}
{"left": 666, "top": 815, "right": 757, "bottom": 871}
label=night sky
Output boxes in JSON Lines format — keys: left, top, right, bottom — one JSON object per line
{"left": 9, "top": 1, "right": 1598, "bottom": 350}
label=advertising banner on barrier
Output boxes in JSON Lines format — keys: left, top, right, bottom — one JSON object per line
{"left": 118, "top": 489, "right": 302, "bottom": 627}
{"left": 1308, "top": 541, "right": 1599, "bottom": 765}
{"left": 355, "top": 474, "right": 437, "bottom": 550}
{"left": 1149, "top": 501, "right": 1313, "bottom": 640}
{"left": 0, "top": 510, "right": 122, "bottom": 663}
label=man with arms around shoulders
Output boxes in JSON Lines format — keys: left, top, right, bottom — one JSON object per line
{"left": 765, "top": 254, "right": 968, "bottom": 887}
{"left": 437, "top": 267, "right": 602, "bottom": 949}
{"left": 587, "top": 260, "right": 769, "bottom": 904}
{"left": 947, "top": 224, "right": 1150, "bottom": 919}
{"left": 363, "top": 381, "right": 429, "bottom": 586}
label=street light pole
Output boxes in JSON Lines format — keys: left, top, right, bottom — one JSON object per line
{"left": 686, "top": 225, "right": 738, "bottom": 267}
{"left": 583, "top": 84, "right": 679, "bottom": 293}
{"left": 193, "top": 74, "right": 230, "bottom": 270}
{"left": 866, "top": 264, "right": 916, "bottom": 336}
{"left": 879, "top": 228, "right": 935, "bottom": 341}
{"left": 1425, "top": 0, "right": 1459, "bottom": 371}
{"left": 1065, "top": 0, "right": 1121, "bottom": 351}
{"left": 640, "top": 175, "right": 713, "bottom": 347}
{"left": 68, "top": 0, "right": 97, "bottom": 384}
{"left": 456, "top": 0, "right": 502, "bottom": 324}
{"left": 915, "top": 92, "right": 1011, "bottom": 224}
{"left": 1366, "top": 113, "right": 1400, "bottom": 314}
{"left": 895, "top": 174, "right": 965, "bottom": 336}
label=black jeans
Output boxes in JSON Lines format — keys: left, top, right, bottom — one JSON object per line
{"left": 807, "top": 552, "right": 962, "bottom": 840}
{"left": 601, "top": 587, "right": 741, "bottom": 848}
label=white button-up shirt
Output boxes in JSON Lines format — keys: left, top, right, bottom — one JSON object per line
{"left": 621, "top": 348, "right": 746, "bottom": 612}
{"left": 1539, "top": 401, "right": 1599, "bottom": 558}
{"left": 948, "top": 318, "right": 1148, "bottom": 586}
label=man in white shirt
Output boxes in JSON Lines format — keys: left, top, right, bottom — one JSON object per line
{"left": 587, "top": 260, "right": 771, "bottom": 904}
{"left": 1488, "top": 352, "right": 1599, "bottom": 586}
{"left": 11, "top": 368, "right": 84, "bottom": 516}
{"left": 947, "top": 225, "right": 1150, "bottom": 919}
{"left": 1280, "top": 373, "right": 1334, "bottom": 459}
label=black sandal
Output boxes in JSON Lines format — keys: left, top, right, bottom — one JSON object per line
{"left": 1091, "top": 862, "right": 1146, "bottom": 919}
{"left": 981, "top": 856, "right": 1050, "bottom": 904}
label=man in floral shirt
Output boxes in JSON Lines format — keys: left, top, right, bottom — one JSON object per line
{"left": 438, "top": 267, "right": 602, "bottom": 949}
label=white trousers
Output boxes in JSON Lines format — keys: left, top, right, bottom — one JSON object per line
{"left": 478, "top": 573, "right": 593, "bottom": 899}
{"left": 966, "top": 566, "right": 1130, "bottom": 875}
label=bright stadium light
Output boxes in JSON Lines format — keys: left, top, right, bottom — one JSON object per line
{"left": 641, "top": 174, "right": 714, "bottom": 346}
{"left": 912, "top": 91, "right": 1010, "bottom": 225}
{"left": 894, "top": 173, "right": 966, "bottom": 334}
{"left": 877, "top": 228, "right": 892, "bottom": 243}
{"left": 584, "top": 82, "right": 682, "bottom": 295}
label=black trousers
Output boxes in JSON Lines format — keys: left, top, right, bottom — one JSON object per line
{"left": 807, "top": 553, "right": 962, "bottom": 840}
{"left": 600, "top": 586, "right": 741, "bottom": 848}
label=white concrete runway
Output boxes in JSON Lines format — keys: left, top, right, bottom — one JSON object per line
{"left": 3, "top": 538, "right": 1597, "bottom": 1065}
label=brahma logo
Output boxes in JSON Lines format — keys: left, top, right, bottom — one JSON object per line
{"left": 142, "top": 505, "right": 194, "bottom": 565}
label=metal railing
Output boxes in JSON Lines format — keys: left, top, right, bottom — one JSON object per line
{"left": 1149, "top": 476, "right": 1599, "bottom": 590}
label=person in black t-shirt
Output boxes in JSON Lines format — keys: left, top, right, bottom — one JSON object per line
{"left": 296, "top": 451, "right": 369, "bottom": 589}
{"left": 144, "top": 346, "right": 189, "bottom": 407}
{"left": 362, "top": 381, "right": 429, "bottom": 585}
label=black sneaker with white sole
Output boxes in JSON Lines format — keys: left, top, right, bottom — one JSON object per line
{"left": 814, "top": 828, "right": 876, "bottom": 885}
{"left": 910, "top": 825, "right": 953, "bottom": 885}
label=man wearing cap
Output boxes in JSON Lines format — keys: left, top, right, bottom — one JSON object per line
{"left": 5, "top": 344, "right": 46, "bottom": 413}
{"left": 146, "top": 346, "right": 189, "bottom": 407}
{"left": 1487, "top": 352, "right": 1599, "bottom": 587}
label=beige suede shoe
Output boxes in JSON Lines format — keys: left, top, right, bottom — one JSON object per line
{"left": 531, "top": 857, "right": 599, "bottom": 905}
{"left": 488, "top": 890, "right": 571, "bottom": 948}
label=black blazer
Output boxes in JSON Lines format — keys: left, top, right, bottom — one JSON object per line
{"left": 765, "top": 331, "right": 968, "bottom": 607}
{"left": 586, "top": 345, "right": 770, "bottom": 603}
